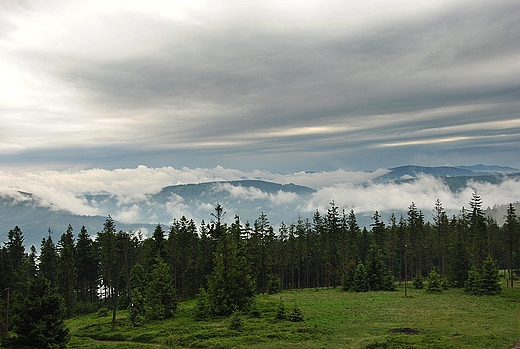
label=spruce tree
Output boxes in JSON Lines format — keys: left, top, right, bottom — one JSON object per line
{"left": 365, "top": 243, "right": 395, "bottom": 291}
{"left": 426, "top": 268, "right": 443, "bottom": 293}
{"left": 480, "top": 255, "right": 501, "bottom": 295}
{"left": 352, "top": 263, "right": 369, "bottom": 292}
{"left": 39, "top": 232, "right": 58, "bottom": 288}
{"left": 76, "top": 226, "right": 99, "bottom": 303}
{"left": 504, "top": 203, "right": 519, "bottom": 287}
{"left": 413, "top": 273, "right": 424, "bottom": 289}
{"left": 57, "top": 227, "right": 77, "bottom": 317}
{"left": 208, "top": 224, "right": 255, "bottom": 316}
{"left": 147, "top": 257, "right": 177, "bottom": 320}
{"left": 3, "top": 277, "right": 69, "bottom": 349}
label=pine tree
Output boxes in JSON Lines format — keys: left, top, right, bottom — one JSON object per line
{"left": 468, "top": 191, "right": 488, "bottom": 268}
{"left": 504, "top": 203, "right": 519, "bottom": 287}
{"left": 57, "top": 226, "right": 77, "bottom": 317}
{"left": 464, "top": 268, "right": 483, "bottom": 295}
{"left": 365, "top": 243, "right": 395, "bottom": 291}
{"left": 208, "top": 220, "right": 255, "bottom": 316}
{"left": 147, "top": 257, "right": 177, "bottom": 320}
{"left": 3, "top": 277, "right": 69, "bottom": 349}
{"left": 351, "top": 263, "right": 369, "bottom": 292}
{"left": 479, "top": 255, "right": 501, "bottom": 295}
{"left": 76, "top": 226, "right": 99, "bottom": 303}
{"left": 464, "top": 256, "right": 501, "bottom": 296}
{"left": 426, "top": 268, "right": 443, "bottom": 293}
{"left": 39, "top": 231, "right": 58, "bottom": 287}
{"left": 194, "top": 288, "right": 211, "bottom": 321}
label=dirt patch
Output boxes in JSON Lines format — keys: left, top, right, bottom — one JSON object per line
{"left": 388, "top": 328, "right": 420, "bottom": 335}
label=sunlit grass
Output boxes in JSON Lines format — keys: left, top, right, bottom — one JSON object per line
{"left": 66, "top": 283, "right": 520, "bottom": 349}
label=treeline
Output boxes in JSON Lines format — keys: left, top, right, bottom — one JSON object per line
{"left": 1, "top": 191, "right": 519, "bottom": 325}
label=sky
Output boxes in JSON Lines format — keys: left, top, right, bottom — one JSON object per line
{"left": 1, "top": 0, "right": 519, "bottom": 173}
{"left": 0, "top": 0, "right": 519, "bottom": 232}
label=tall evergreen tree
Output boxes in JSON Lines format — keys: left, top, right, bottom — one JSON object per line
{"left": 147, "top": 257, "right": 177, "bottom": 320}
{"left": 468, "top": 191, "right": 488, "bottom": 268}
{"left": 365, "top": 242, "right": 395, "bottom": 291}
{"left": 3, "top": 226, "right": 26, "bottom": 294}
{"left": 39, "top": 231, "right": 58, "bottom": 288}
{"left": 208, "top": 222, "right": 254, "bottom": 316}
{"left": 3, "top": 276, "right": 69, "bottom": 349}
{"left": 504, "top": 203, "right": 519, "bottom": 287}
{"left": 97, "top": 216, "right": 117, "bottom": 302}
{"left": 57, "top": 226, "right": 77, "bottom": 317}
{"left": 76, "top": 226, "right": 99, "bottom": 303}
{"left": 351, "top": 263, "right": 369, "bottom": 292}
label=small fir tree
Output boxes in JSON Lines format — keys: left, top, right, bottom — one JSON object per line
{"left": 480, "top": 256, "right": 501, "bottom": 295}
{"left": 352, "top": 263, "right": 369, "bottom": 292}
{"left": 267, "top": 274, "right": 282, "bottom": 294}
{"left": 228, "top": 311, "right": 243, "bottom": 331}
{"left": 464, "top": 268, "right": 482, "bottom": 295}
{"left": 129, "top": 289, "right": 146, "bottom": 326}
{"left": 275, "top": 299, "right": 287, "bottom": 320}
{"left": 426, "top": 268, "right": 443, "bottom": 293}
{"left": 413, "top": 273, "right": 424, "bottom": 289}
{"left": 194, "top": 288, "right": 211, "bottom": 321}
{"left": 287, "top": 305, "right": 304, "bottom": 322}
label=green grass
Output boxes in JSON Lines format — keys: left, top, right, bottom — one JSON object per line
{"left": 66, "top": 284, "right": 520, "bottom": 349}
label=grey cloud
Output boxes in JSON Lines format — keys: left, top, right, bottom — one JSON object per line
{"left": 1, "top": 1, "right": 519, "bottom": 171}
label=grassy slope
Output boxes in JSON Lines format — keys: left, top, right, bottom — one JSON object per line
{"left": 67, "top": 284, "right": 520, "bottom": 349}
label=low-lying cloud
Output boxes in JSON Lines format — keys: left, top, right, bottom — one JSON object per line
{"left": 0, "top": 166, "right": 518, "bottom": 227}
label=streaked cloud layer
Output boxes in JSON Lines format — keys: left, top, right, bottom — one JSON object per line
{"left": 1, "top": 0, "right": 519, "bottom": 171}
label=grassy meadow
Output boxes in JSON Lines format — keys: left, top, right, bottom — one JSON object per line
{"left": 67, "top": 283, "right": 520, "bottom": 349}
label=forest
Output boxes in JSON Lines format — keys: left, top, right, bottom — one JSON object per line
{"left": 0, "top": 190, "right": 519, "bottom": 348}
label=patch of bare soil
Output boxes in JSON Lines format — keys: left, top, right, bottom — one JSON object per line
{"left": 388, "top": 328, "right": 420, "bottom": 335}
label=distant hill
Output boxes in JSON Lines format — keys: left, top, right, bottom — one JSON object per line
{"left": 373, "top": 165, "right": 520, "bottom": 192}
{"left": 455, "top": 164, "right": 519, "bottom": 173}
{"left": 0, "top": 193, "right": 160, "bottom": 249}
{"left": 374, "top": 165, "right": 476, "bottom": 182}
{"left": 1, "top": 180, "right": 316, "bottom": 248}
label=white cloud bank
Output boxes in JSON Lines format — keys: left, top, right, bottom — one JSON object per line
{"left": 0, "top": 166, "right": 518, "bottom": 226}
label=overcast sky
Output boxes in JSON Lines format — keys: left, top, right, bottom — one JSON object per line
{"left": 1, "top": 0, "right": 519, "bottom": 173}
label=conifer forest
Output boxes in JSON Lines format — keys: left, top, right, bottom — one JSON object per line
{"left": 0, "top": 191, "right": 519, "bottom": 347}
